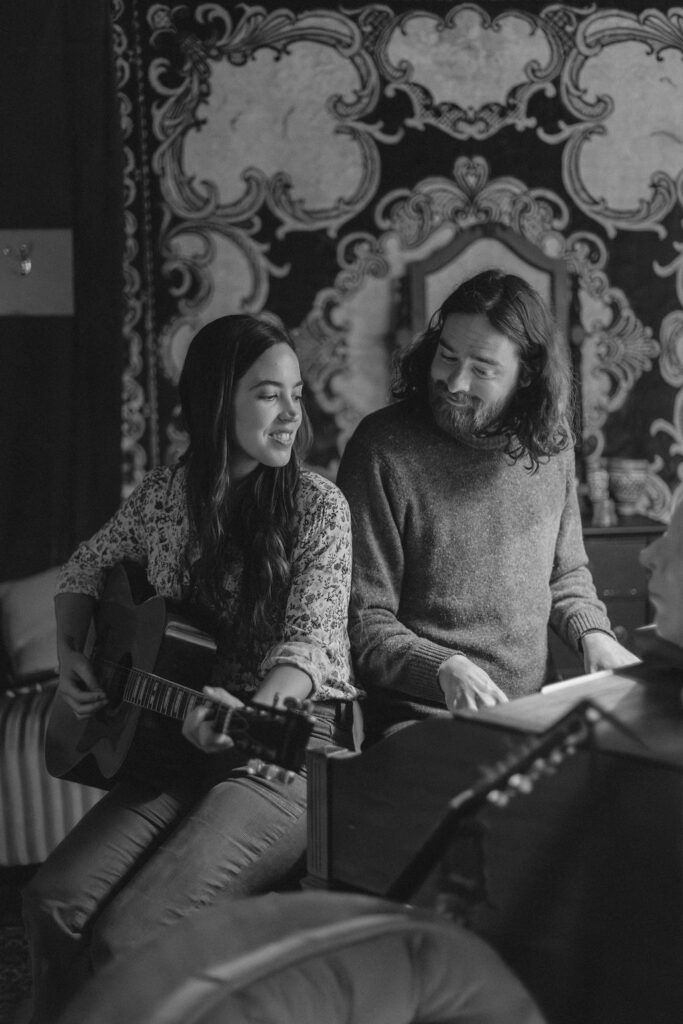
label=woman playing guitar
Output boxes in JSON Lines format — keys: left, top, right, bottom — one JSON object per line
{"left": 23, "top": 315, "right": 358, "bottom": 1023}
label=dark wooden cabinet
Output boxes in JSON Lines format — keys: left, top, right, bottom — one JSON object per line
{"left": 548, "top": 516, "right": 665, "bottom": 680}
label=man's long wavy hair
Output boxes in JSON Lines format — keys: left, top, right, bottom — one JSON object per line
{"left": 178, "top": 314, "right": 312, "bottom": 647}
{"left": 393, "top": 270, "right": 574, "bottom": 472}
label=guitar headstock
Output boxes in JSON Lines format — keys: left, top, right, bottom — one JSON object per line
{"left": 214, "top": 696, "right": 317, "bottom": 781}
{"left": 245, "top": 759, "right": 297, "bottom": 785}
{"left": 466, "top": 700, "right": 600, "bottom": 812}
{"left": 484, "top": 734, "right": 581, "bottom": 808}
{"left": 389, "top": 699, "right": 625, "bottom": 909}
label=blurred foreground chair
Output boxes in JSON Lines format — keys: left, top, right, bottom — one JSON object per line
{"left": 56, "top": 890, "right": 545, "bottom": 1024}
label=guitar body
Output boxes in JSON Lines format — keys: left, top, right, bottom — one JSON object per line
{"left": 45, "top": 563, "right": 217, "bottom": 790}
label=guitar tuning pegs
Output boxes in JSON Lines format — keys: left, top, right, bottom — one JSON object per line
{"left": 507, "top": 772, "right": 533, "bottom": 794}
{"left": 246, "top": 759, "right": 297, "bottom": 785}
{"left": 525, "top": 757, "right": 556, "bottom": 783}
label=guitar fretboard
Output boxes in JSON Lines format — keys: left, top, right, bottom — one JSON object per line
{"left": 99, "top": 658, "right": 233, "bottom": 731}
{"left": 126, "top": 668, "right": 204, "bottom": 719}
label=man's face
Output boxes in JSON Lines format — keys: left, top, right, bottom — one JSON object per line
{"left": 640, "top": 502, "right": 683, "bottom": 645}
{"left": 428, "top": 313, "right": 523, "bottom": 438}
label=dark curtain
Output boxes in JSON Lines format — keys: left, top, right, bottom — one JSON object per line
{"left": 64, "top": 0, "right": 124, "bottom": 552}
{"left": 0, "top": 1, "right": 123, "bottom": 579}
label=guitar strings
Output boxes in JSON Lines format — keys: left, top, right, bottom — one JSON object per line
{"left": 93, "top": 654, "right": 243, "bottom": 732}
{"left": 91, "top": 655, "right": 300, "bottom": 742}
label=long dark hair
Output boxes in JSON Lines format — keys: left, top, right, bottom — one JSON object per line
{"left": 178, "top": 314, "right": 312, "bottom": 644}
{"left": 392, "top": 270, "right": 574, "bottom": 471}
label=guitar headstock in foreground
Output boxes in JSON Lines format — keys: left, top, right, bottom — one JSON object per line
{"left": 213, "top": 696, "right": 318, "bottom": 783}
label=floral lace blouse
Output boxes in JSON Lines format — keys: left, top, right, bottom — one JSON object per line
{"left": 57, "top": 466, "right": 357, "bottom": 701}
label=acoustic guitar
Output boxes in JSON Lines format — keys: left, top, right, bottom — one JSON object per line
{"left": 44, "top": 562, "right": 316, "bottom": 790}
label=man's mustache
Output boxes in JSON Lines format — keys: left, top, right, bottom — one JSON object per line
{"left": 433, "top": 383, "right": 482, "bottom": 408}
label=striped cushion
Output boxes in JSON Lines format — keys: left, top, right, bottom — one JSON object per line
{"left": 0, "top": 684, "right": 104, "bottom": 865}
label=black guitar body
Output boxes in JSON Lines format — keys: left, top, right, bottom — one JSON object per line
{"left": 45, "top": 564, "right": 316, "bottom": 790}
{"left": 46, "top": 564, "right": 219, "bottom": 790}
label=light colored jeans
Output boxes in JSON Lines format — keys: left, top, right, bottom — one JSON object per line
{"left": 23, "top": 701, "right": 353, "bottom": 1023}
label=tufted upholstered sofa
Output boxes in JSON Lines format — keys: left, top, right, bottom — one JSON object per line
{"left": 0, "top": 566, "right": 104, "bottom": 866}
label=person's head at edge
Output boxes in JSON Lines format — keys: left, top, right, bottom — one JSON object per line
{"left": 178, "top": 313, "right": 312, "bottom": 640}
{"left": 392, "top": 269, "right": 574, "bottom": 472}
{"left": 640, "top": 499, "right": 683, "bottom": 647}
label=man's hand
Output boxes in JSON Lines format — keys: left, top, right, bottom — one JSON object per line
{"left": 437, "top": 653, "right": 508, "bottom": 714}
{"left": 182, "top": 686, "right": 243, "bottom": 752}
{"left": 57, "top": 649, "right": 107, "bottom": 718}
{"left": 581, "top": 632, "right": 641, "bottom": 674}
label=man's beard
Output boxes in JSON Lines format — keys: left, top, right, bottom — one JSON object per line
{"left": 428, "top": 380, "right": 508, "bottom": 440}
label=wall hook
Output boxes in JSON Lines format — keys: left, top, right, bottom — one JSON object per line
{"left": 2, "top": 243, "right": 32, "bottom": 276}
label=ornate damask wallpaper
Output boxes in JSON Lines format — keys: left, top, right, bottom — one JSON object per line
{"left": 114, "top": 0, "right": 683, "bottom": 519}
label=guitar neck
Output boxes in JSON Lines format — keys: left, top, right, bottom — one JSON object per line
{"left": 102, "top": 659, "right": 224, "bottom": 726}
{"left": 44, "top": 563, "right": 316, "bottom": 786}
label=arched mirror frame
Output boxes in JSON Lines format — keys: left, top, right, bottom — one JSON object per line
{"left": 408, "top": 222, "right": 569, "bottom": 342}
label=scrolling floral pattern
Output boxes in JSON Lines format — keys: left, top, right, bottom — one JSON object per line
{"left": 115, "top": 1, "right": 683, "bottom": 519}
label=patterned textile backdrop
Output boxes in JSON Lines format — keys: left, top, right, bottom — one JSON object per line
{"left": 114, "top": 0, "right": 683, "bottom": 518}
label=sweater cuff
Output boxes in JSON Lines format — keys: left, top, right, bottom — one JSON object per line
{"left": 259, "top": 641, "right": 330, "bottom": 694}
{"left": 565, "top": 611, "right": 616, "bottom": 651}
{"left": 404, "top": 638, "right": 459, "bottom": 704}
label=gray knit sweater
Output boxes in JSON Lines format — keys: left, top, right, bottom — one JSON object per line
{"left": 337, "top": 401, "right": 613, "bottom": 711}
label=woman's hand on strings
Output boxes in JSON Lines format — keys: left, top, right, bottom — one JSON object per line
{"left": 57, "top": 649, "right": 108, "bottom": 718}
{"left": 182, "top": 685, "right": 244, "bottom": 752}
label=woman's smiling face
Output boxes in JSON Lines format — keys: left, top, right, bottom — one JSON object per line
{"left": 230, "top": 343, "right": 304, "bottom": 479}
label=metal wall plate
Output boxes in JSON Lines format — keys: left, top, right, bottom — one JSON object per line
{"left": 0, "top": 229, "right": 73, "bottom": 315}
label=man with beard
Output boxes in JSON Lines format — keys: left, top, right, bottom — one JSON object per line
{"left": 336, "top": 270, "right": 636, "bottom": 742}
